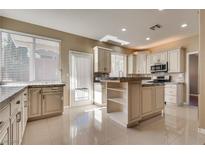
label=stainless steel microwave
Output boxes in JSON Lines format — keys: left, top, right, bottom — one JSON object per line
{"left": 150, "top": 62, "right": 168, "bottom": 73}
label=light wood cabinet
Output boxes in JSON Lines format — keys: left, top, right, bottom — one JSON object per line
{"left": 42, "top": 92, "right": 63, "bottom": 116}
{"left": 142, "top": 87, "right": 154, "bottom": 114}
{"left": 28, "top": 86, "right": 64, "bottom": 120}
{"left": 165, "top": 84, "right": 184, "bottom": 105}
{"left": 127, "top": 54, "right": 136, "bottom": 74}
{"left": 155, "top": 86, "right": 165, "bottom": 110}
{"left": 142, "top": 86, "right": 164, "bottom": 116}
{"left": 146, "top": 54, "right": 152, "bottom": 74}
{"left": 0, "top": 122, "right": 10, "bottom": 145}
{"left": 28, "top": 88, "right": 42, "bottom": 118}
{"left": 10, "top": 112, "right": 20, "bottom": 145}
{"left": 94, "top": 46, "right": 111, "bottom": 73}
{"left": 168, "top": 48, "right": 185, "bottom": 73}
{"left": 10, "top": 95, "right": 23, "bottom": 145}
{"left": 151, "top": 51, "right": 168, "bottom": 64}
{"left": 0, "top": 90, "right": 27, "bottom": 145}
{"left": 136, "top": 52, "right": 147, "bottom": 74}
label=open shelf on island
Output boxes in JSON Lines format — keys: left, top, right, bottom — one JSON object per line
{"left": 107, "top": 98, "right": 125, "bottom": 105}
{"left": 107, "top": 87, "right": 125, "bottom": 92}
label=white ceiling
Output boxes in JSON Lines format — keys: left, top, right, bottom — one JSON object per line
{"left": 0, "top": 9, "right": 199, "bottom": 49}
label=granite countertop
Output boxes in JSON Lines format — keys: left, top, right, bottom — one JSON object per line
{"left": 100, "top": 77, "right": 151, "bottom": 83}
{"left": 0, "top": 86, "right": 26, "bottom": 110}
{"left": 0, "top": 82, "right": 65, "bottom": 110}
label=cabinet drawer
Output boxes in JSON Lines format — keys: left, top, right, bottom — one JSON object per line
{"left": 11, "top": 97, "right": 21, "bottom": 116}
{"left": 165, "top": 95, "right": 177, "bottom": 103}
{"left": 0, "top": 105, "right": 10, "bottom": 131}
{"left": 42, "top": 87, "right": 63, "bottom": 93}
{"left": 165, "top": 88, "right": 177, "bottom": 96}
{"left": 165, "top": 84, "right": 177, "bottom": 89}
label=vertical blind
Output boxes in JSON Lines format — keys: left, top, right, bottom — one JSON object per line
{"left": 0, "top": 30, "right": 60, "bottom": 82}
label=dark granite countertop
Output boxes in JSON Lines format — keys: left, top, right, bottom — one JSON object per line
{"left": 100, "top": 77, "right": 151, "bottom": 83}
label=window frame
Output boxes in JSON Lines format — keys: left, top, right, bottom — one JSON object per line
{"left": 0, "top": 28, "right": 62, "bottom": 83}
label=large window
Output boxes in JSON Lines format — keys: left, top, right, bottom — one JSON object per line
{"left": 0, "top": 30, "right": 60, "bottom": 82}
{"left": 110, "top": 53, "right": 127, "bottom": 77}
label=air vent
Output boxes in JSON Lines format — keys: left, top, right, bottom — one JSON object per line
{"left": 150, "top": 24, "right": 162, "bottom": 31}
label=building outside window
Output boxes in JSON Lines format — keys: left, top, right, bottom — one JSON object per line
{"left": 0, "top": 30, "right": 61, "bottom": 83}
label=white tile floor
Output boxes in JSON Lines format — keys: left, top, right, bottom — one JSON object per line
{"left": 22, "top": 104, "right": 205, "bottom": 145}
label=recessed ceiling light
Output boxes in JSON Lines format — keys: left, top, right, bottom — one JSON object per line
{"left": 158, "top": 9, "right": 164, "bottom": 11}
{"left": 146, "top": 37, "right": 150, "bottom": 41}
{"left": 121, "top": 28, "right": 127, "bottom": 32}
{"left": 181, "top": 23, "right": 188, "bottom": 28}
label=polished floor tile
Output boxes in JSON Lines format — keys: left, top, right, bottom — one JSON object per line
{"left": 22, "top": 104, "right": 205, "bottom": 145}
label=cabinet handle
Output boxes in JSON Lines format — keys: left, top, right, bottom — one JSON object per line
{"left": 0, "top": 121, "right": 4, "bottom": 129}
{"left": 16, "top": 100, "right": 20, "bottom": 104}
{"left": 16, "top": 112, "right": 21, "bottom": 123}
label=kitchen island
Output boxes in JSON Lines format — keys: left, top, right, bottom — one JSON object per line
{"left": 101, "top": 77, "right": 165, "bottom": 128}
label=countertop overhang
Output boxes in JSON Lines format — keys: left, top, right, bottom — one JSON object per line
{"left": 100, "top": 77, "right": 151, "bottom": 83}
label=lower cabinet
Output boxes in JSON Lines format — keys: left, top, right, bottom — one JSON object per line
{"left": 28, "top": 87, "right": 64, "bottom": 120}
{"left": 28, "top": 88, "right": 42, "bottom": 118}
{"left": 42, "top": 92, "right": 63, "bottom": 116}
{"left": 142, "top": 85, "right": 164, "bottom": 116}
{"left": 155, "top": 86, "right": 165, "bottom": 110}
{"left": 0, "top": 124, "right": 10, "bottom": 145}
{"left": 142, "top": 87, "right": 154, "bottom": 114}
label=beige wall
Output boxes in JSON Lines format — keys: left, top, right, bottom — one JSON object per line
{"left": 199, "top": 10, "right": 205, "bottom": 129}
{"left": 149, "top": 35, "right": 199, "bottom": 53}
{"left": 0, "top": 16, "right": 133, "bottom": 106}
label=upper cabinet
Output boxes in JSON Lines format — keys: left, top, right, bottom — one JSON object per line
{"left": 127, "top": 54, "right": 136, "bottom": 74}
{"left": 151, "top": 51, "right": 168, "bottom": 64}
{"left": 94, "top": 46, "right": 112, "bottom": 73}
{"left": 136, "top": 52, "right": 147, "bottom": 74}
{"left": 168, "top": 48, "right": 185, "bottom": 73}
{"left": 127, "top": 51, "right": 150, "bottom": 74}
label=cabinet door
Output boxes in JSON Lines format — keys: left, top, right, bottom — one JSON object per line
{"left": 128, "top": 54, "right": 136, "bottom": 74}
{"left": 0, "top": 125, "right": 10, "bottom": 145}
{"left": 42, "top": 92, "right": 63, "bottom": 116}
{"left": 160, "top": 52, "right": 168, "bottom": 63}
{"left": 152, "top": 53, "right": 160, "bottom": 64}
{"left": 28, "top": 88, "right": 42, "bottom": 118}
{"left": 146, "top": 54, "right": 151, "bottom": 74}
{"left": 136, "top": 54, "right": 147, "bottom": 74}
{"left": 142, "top": 87, "right": 154, "bottom": 114}
{"left": 104, "top": 51, "right": 111, "bottom": 73}
{"left": 10, "top": 114, "right": 19, "bottom": 145}
{"left": 168, "top": 50, "right": 179, "bottom": 73}
{"left": 155, "top": 86, "right": 165, "bottom": 110}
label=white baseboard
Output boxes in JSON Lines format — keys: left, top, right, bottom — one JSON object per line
{"left": 198, "top": 128, "right": 205, "bottom": 134}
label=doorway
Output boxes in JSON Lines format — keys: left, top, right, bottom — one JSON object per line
{"left": 187, "top": 51, "right": 199, "bottom": 106}
{"left": 69, "top": 50, "right": 93, "bottom": 107}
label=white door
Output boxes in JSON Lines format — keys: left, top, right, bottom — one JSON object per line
{"left": 69, "top": 51, "right": 93, "bottom": 106}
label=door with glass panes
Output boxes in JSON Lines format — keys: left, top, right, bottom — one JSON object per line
{"left": 69, "top": 51, "right": 93, "bottom": 106}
